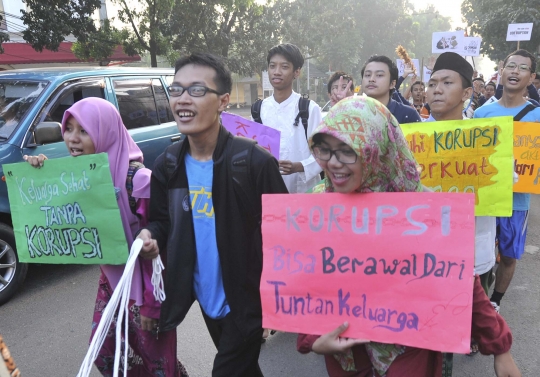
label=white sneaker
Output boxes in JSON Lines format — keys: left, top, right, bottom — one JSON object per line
{"left": 491, "top": 301, "right": 500, "bottom": 313}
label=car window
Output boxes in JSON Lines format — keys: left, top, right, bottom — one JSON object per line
{"left": 42, "top": 81, "right": 105, "bottom": 124}
{"left": 113, "top": 78, "right": 163, "bottom": 129}
{"left": 153, "top": 79, "right": 174, "bottom": 123}
{"left": 0, "top": 80, "right": 48, "bottom": 139}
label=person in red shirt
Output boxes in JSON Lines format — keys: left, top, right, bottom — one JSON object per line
{"left": 297, "top": 95, "right": 521, "bottom": 377}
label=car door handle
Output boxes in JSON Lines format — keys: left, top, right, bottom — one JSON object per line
{"left": 171, "top": 135, "right": 182, "bottom": 142}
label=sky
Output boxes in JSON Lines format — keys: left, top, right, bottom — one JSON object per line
{"left": 410, "top": 0, "right": 466, "bottom": 29}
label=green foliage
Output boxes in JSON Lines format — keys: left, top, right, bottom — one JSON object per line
{"left": 21, "top": 0, "right": 101, "bottom": 52}
{"left": 410, "top": 5, "right": 452, "bottom": 61}
{"left": 462, "top": 0, "right": 540, "bottom": 62}
{"left": 164, "top": 0, "right": 280, "bottom": 75}
{"left": 72, "top": 21, "right": 125, "bottom": 62}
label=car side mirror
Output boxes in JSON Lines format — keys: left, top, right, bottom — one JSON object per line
{"left": 34, "top": 122, "right": 63, "bottom": 145}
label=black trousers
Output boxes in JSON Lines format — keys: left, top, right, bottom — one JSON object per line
{"left": 202, "top": 309, "right": 264, "bottom": 377}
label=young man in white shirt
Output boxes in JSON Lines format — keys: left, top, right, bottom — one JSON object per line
{"left": 256, "top": 43, "right": 322, "bottom": 193}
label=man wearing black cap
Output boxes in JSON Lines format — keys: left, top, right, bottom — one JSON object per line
{"left": 425, "top": 53, "right": 520, "bottom": 365}
{"left": 474, "top": 49, "right": 540, "bottom": 314}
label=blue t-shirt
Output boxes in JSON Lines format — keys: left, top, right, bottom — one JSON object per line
{"left": 185, "top": 153, "right": 230, "bottom": 319}
{"left": 474, "top": 101, "right": 540, "bottom": 211}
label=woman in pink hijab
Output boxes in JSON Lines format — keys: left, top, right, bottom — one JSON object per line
{"left": 25, "top": 98, "right": 188, "bottom": 377}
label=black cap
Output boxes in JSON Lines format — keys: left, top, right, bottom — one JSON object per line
{"left": 432, "top": 52, "right": 474, "bottom": 87}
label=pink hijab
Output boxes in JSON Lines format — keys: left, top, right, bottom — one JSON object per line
{"left": 61, "top": 97, "right": 147, "bottom": 304}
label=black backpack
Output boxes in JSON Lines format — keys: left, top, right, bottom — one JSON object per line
{"left": 162, "top": 136, "right": 260, "bottom": 221}
{"left": 251, "top": 97, "right": 311, "bottom": 139}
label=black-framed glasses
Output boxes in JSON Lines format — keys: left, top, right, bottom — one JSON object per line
{"left": 167, "top": 85, "right": 223, "bottom": 97}
{"left": 312, "top": 146, "right": 358, "bottom": 164}
{"left": 504, "top": 62, "right": 532, "bottom": 72}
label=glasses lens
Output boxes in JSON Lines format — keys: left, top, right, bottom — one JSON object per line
{"left": 519, "top": 64, "right": 530, "bottom": 72}
{"left": 336, "top": 150, "right": 358, "bottom": 164}
{"left": 168, "top": 86, "right": 184, "bottom": 96}
{"left": 314, "top": 146, "right": 330, "bottom": 160}
{"left": 505, "top": 63, "right": 517, "bottom": 70}
{"left": 189, "top": 86, "right": 207, "bottom": 97}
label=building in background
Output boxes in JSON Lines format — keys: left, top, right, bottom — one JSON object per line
{"left": 0, "top": 0, "right": 140, "bottom": 70}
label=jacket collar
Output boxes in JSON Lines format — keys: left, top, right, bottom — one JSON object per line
{"left": 178, "top": 123, "right": 231, "bottom": 162}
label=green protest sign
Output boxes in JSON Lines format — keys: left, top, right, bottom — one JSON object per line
{"left": 4, "top": 153, "right": 128, "bottom": 264}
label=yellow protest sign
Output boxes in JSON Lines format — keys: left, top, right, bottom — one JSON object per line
{"left": 401, "top": 117, "right": 513, "bottom": 216}
{"left": 514, "top": 121, "right": 540, "bottom": 194}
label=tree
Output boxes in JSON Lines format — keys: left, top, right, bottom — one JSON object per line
{"left": 21, "top": 0, "right": 104, "bottom": 53}
{"left": 410, "top": 5, "right": 452, "bottom": 62}
{"left": 163, "top": 0, "right": 282, "bottom": 75}
{"left": 462, "top": 0, "right": 540, "bottom": 63}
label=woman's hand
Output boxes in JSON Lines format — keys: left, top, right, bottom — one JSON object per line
{"left": 311, "top": 322, "right": 369, "bottom": 355}
{"left": 140, "top": 314, "right": 158, "bottom": 332}
{"left": 494, "top": 352, "right": 521, "bottom": 377}
{"left": 23, "top": 154, "right": 48, "bottom": 168}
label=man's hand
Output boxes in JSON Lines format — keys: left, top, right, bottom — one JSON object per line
{"left": 311, "top": 322, "right": 369, "bottom": 355}
{"left": 140, "top": 314, "right": 158, "bottom": 332}
{"left": 331, "top": 76, "right": 354, "bottom": 105}
{"left": 402, "top": 64, "right": 415, "bottom": 78}
{"left": 23, "top": 154, "right": 48, "bottom": 168}
{"left": 279, "top": 160, "right": 304, "bottom": 175}
{"left": 494, "top": 352, "right": 521, "bottom": 377}
{"left": 137, "top": 229, "right": 159, "bottom": 260}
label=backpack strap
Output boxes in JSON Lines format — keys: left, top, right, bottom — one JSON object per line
{"left": 514, "top": 103, "right": 538, "bottom": 121}
{"left": 251, "top": 99, "right": 263, "bottom": 124}
{"left": 126, "top": 161, "right": 145, "bottom": 217}
{"left": 294, "top": 97, "right": 310, "bottom": 139}
{"left": 230, "top": 136, "right": 260, "bottom": 221}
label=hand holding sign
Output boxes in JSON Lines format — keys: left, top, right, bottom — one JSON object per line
{"left": 311, "top": 322, "right": 369, "bottom": 355}
{"left": 5, "top": 153, "right": 128, "bottom": 265}
{"left": 23, "top": 153, "right": 48, "bottom": 168}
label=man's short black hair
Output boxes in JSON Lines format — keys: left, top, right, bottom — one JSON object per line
{"left": 485, "top": 81, "right": 496, "bottom": 89}
{"left": 267, "top": 43, "right": 304, "bottom": 70}
{"left": 503, "top": 49, "right": 537, "bottom": 73}
{"left": 174, "top": 53, "right": 232, "bottom": 94}
{"left": 411, "top": 81, "right": 425, "bottom": 90}
{"left": 472, "top": 77, "right": 485, "bottom": 83}
{"left": 361, "top": 55, "right": 399, "bottom": 85}
{"left": 327, "top": 71, "right": 354, "bottom": 94}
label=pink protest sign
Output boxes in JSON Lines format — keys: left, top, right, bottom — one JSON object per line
{"left": 221, "top": 112, "right": 280, "bottom": 159}
{"left": 261, "top": 192, "right": 476, "bottom": 354}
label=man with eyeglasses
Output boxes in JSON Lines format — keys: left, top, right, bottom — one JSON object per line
{"left": 138, "top": 53, "right": 287, "bottom": 376}
{"left": 474, "top": 49, "right": 540, "bottom": 314}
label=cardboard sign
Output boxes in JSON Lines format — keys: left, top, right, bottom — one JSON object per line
{"left": 423, "top": 66, "right": 432, "bottom": 83}
{"left": 506, "top": 23, "right": 534, "bottom": 41}
{"left": 221, "top": 112, "right": 281, "bottom": 159}
{"left": 432, "top": 31, "right": 465, "bottom": 54}
{"left": 261, "top": 192, "right": 475, "bottom": 354}
{"left": 462, "top": 37, "right": 482, "bottom": 56}
{"left": 396, "top": 59, "right": 420, "bottom": 78}
{"left": 401, "top": 117, "right": 514, "bottom": 217}
{"left": 4, "top": 154, "right": 128, "bottom": 264}
{"left": 513, "top": 122, "right": 540, "bottom": 193}
{"left": 262, "top": 70, "right": 272, "bottom": 91}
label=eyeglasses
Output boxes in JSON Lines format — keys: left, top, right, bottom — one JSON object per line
{"left": 167, "top": 85, "right": 223, "bottom": 97}
{"left": 504, "top": 63, "right": 532, "bottom": 73}
{"left": 312, "top": 146, "right": 358, "bottom": 164}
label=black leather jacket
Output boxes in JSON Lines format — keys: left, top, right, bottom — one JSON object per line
{"left": 144, "top": 126, "right": 288, "bottom": 338}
